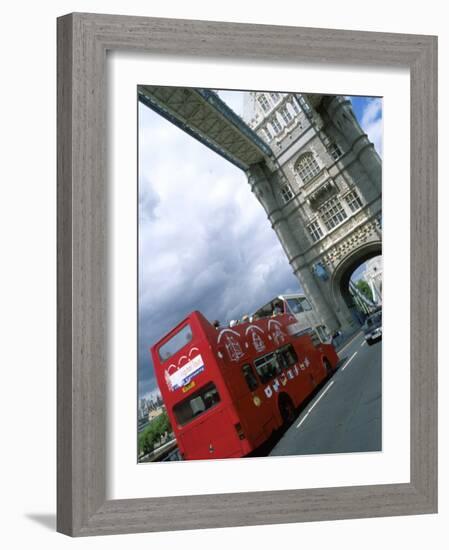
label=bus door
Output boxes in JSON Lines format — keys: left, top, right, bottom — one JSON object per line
{"left": 232, "top": 363, "right": 274, "bottom": 447}
{"left": 291, "top": 334, "right": 328, "bottom": 390}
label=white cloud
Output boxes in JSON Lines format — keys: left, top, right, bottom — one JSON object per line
{"left": 138, "top": 97, "right": 299, "bottom": 396}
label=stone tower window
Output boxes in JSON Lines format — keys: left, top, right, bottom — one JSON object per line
{"left": 280, "top": 184, "right": 294, "bottom": 203}
{"left": 298, "top": 95, "right": 312, "bottom": 114}
{"left": 257, "top": 94, "right": 270, "bottom": 113}
{"left": 328, "top": 142, "right": 343, "bottom": 160}
{"left": 295, "top": 152, "right": 321, "bottom": 184}
{"left": 307, "top": 220, "right": 324, "bottom": 242}
{"left": 345, "top": 190, "right": 363, "bottom": 212}
{"left": 318, "top": 197, "right": 348, "bottom": 230}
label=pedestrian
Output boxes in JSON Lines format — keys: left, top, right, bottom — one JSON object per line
{"left": 332, "top": 330, "right": 341, "bottom": 346}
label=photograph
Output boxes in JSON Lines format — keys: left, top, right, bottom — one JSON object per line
{"left": 137, "top": 87, "right": 383, "bottom": 463}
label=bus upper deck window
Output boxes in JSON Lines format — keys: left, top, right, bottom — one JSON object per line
{"left": 158, "top": 323, "right": 193, "bottom": 361}
{"left": 286, "top": 298, "right": 303, "bottom": 314}
{"left": 299, "top": 297, "right": 312, "bottom": 311}
{"left": 257, "top": 304, "right": 273, "bottom": 319}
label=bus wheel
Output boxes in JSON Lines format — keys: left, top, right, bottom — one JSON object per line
{"left": 279, "top": 394, "right": 295, "bottom": 426}
{"left": 323, "top": 358, "right": 333, "bottom": 377}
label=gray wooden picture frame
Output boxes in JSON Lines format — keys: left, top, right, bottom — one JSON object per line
{"left": 57, "top": 12, "right": 438, "bottom": 537}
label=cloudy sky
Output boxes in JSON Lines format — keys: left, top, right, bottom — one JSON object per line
{"left": 138, "top": 91, "right": 382, "bottom": 401}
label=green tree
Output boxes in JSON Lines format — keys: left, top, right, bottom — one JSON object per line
{"left": 139, "top": 410, "right": 173, "bottom": 455}
{"left": 355, "top": 279, "right": 373, "bottom": 301}
{"left": 140, "top": 431, "right": 154, "bottom": 455}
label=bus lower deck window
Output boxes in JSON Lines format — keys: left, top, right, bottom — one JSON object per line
{"left": 173, "top": 382, "right": 220, "bottom": 426}
{"left": 254, "top": 353, "right": 282, "bottom": 384}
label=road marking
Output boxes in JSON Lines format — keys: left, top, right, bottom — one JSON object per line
{"left": 295, "top": 348, "right": 360, "bottom": 430}
{"left": 296, "top": 411, "right": 310, "bottom": 429}
{"left": 361, "top": 340, "right": 366, "bottom": 347}
{"left": 341, "top": 351, "right": 357, "bottom": 371}
{"left": 338, "top": 331, "right": 363, "bottom": 354}
{"left": 296, "top": 380, "right": 335, "bottom": 428}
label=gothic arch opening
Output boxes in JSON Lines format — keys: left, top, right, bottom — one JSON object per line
{"left": 330, "top": 241, "right": 382, "bottom": 328}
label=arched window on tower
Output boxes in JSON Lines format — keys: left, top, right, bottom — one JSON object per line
{"left": 279, "top": 105, "right": 293, "bottom": 125}
{"left": 261, "top": 126, "right": 272, "bottom": 142}
{"left": 270, "top": 115, "right": 283, "bottom": 135}
{"left": 291, "top": 99, "right": 301, "bottom": 115}
{"left": 295, "top": 152, "right": 321, "bottom": 184}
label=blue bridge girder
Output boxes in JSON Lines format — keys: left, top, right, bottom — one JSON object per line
{"left": 138, "top": 86, "right": 273, "bottom": 171}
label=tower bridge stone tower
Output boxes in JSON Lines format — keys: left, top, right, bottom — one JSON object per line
{"left": 244, "top": 92, "right": 382, "bottom": 332}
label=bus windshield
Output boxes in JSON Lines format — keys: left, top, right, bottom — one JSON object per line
{"left": 158, "top": 323, "right": 193, "bottom": 361}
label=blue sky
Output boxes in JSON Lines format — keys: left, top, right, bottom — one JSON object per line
{"left": 138, "top": 92, "right": 382, "bottom": 401}
{"left": 349, "top": 95, "right": 382, "bottom": 157}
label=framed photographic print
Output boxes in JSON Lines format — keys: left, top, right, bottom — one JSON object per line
{"left": 57, "top": 13, "right": 437, "bottom": 536}
{"left": 136, "top": 85, "right": 383, "bottom": 465}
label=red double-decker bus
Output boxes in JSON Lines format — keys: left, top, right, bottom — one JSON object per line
{"left": 151, "top": 311, "right": 339, "bottom": 460}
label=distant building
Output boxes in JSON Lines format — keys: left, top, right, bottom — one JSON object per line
{"left": 364, "top": 256, "right": 383, "bottom": 305}
{"left": 148, "top": 406, "right": 164, "bottom": 421}
{"left": 138, "top": 398, "right": 148, "bottom": 420}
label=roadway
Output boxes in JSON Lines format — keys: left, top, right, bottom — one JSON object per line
{"left": 269, "top": 331, "right": 382, "bottom": 456}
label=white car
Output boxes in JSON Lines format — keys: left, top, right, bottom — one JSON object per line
{"left": 362, "top": 311, "right": 382, "bottom": 346}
